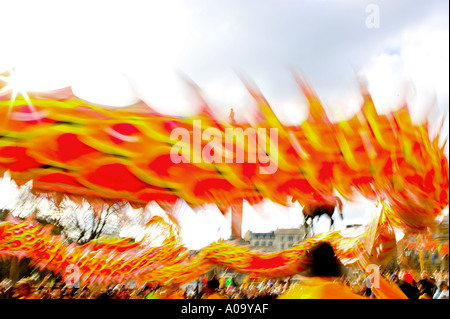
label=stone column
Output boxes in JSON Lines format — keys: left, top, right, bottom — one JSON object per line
{"left": 231, "top": 200, "right": 243, "bottom": 239}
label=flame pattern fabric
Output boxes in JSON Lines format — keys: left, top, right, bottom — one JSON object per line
{"left": 1, "top": 77, "right": 448, "bottom": 235}
{"left": 0, "top": 75, "right": 448, "bottom": 298}
{"left": 399, "top": 237, "right": 449, "bottom": 255}
{"left": 0, "top": 214, "right": 380, "bottom": 287}
{"left": 0, "top": 202, "right": 436, "bottom": 299}
{"left": 0, "top": 204, "right": 411, "bottom": 300}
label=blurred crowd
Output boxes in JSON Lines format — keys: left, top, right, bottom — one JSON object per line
{"left": 341, "top": 268, "right": 449, "bottom": 299}
{"left": 1, "top": 267, "right": 448, "bottom": 299}
{"left": 386, "top": 269, "right": 449, "bottom": 299}
{"left": 0, "top": 274, "right": 289, "bottom": 299}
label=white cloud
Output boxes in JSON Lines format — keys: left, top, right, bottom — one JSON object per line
{"left": 175, "top": 202, "right": 231, "bottom": 249}
{"left": 365, "top": 25, "right": 449, "bottom": 124}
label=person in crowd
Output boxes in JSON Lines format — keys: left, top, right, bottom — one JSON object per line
{"left": 11, "top": 279, "right": 39, "bottom": 299}
{"left": 0, "top": 279, "right": 13, "bottom": 299}
{"left": 97, "top": 288, "right": 114, "bottom": 299}
{"left": 363, "top": 274, "right": 375, "bottom": 298}
{"left": 389, "top": 271, "right": 399, "bottom": 284}
{"left": 397, "top": 271, "right": 419, "bottom": 299}
{"left": 417, "top": 282, "right": 432, "bottom": 299}
{"left": 61, "top": 286, "right": 77, "bottom": 299}
{"left": 143, "top": 285, "right": 157, "bottom": 299}
{"left": 417, "top": 271, "right": 436, "bottom": 299}
{"left": 279, "top": 241, "right": 365, "bottom": 299}
{"left": 154, "top": 282, "right": 185, "bottom": 299}
{"left": 39, "top": 287, "right": 51, "bottom": 299}
{"left": 433, "top": 280, "right": 449, "bottom": 299}
{"left": 207, "top": 274, "right": 220, "bottom": 291}
{"left": 201, "top": 275, "right": 226, "bottom": 299}
{"left": 128, "top": 288, "right": 141, "bottom": 299}
{"left": 76, "top": 286, "right": 92, "bottom": 299}
{"left": 117, "top": 288, "right": 130, "bottom": 299}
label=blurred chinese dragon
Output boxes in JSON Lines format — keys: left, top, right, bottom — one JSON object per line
{"left": 0, "top": 70, "right": 448, "bottom": 298}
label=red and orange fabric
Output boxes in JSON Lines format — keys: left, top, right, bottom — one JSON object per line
{"left": 0, "top": 205, "right": 399, "bottom": 289}
{"left": 0, "top": 74, "right": 448, "bottom": 298}
{"left": 1, "top": 75, "right": 448, "bottom": 238}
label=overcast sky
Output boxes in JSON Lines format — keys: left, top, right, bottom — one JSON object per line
{"left": 0, "top": 0, "right": 448, "bottom": 248}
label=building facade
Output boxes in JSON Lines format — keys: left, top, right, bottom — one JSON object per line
{"left": 243, "top": 227, "right": 306, "bottom": 252}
